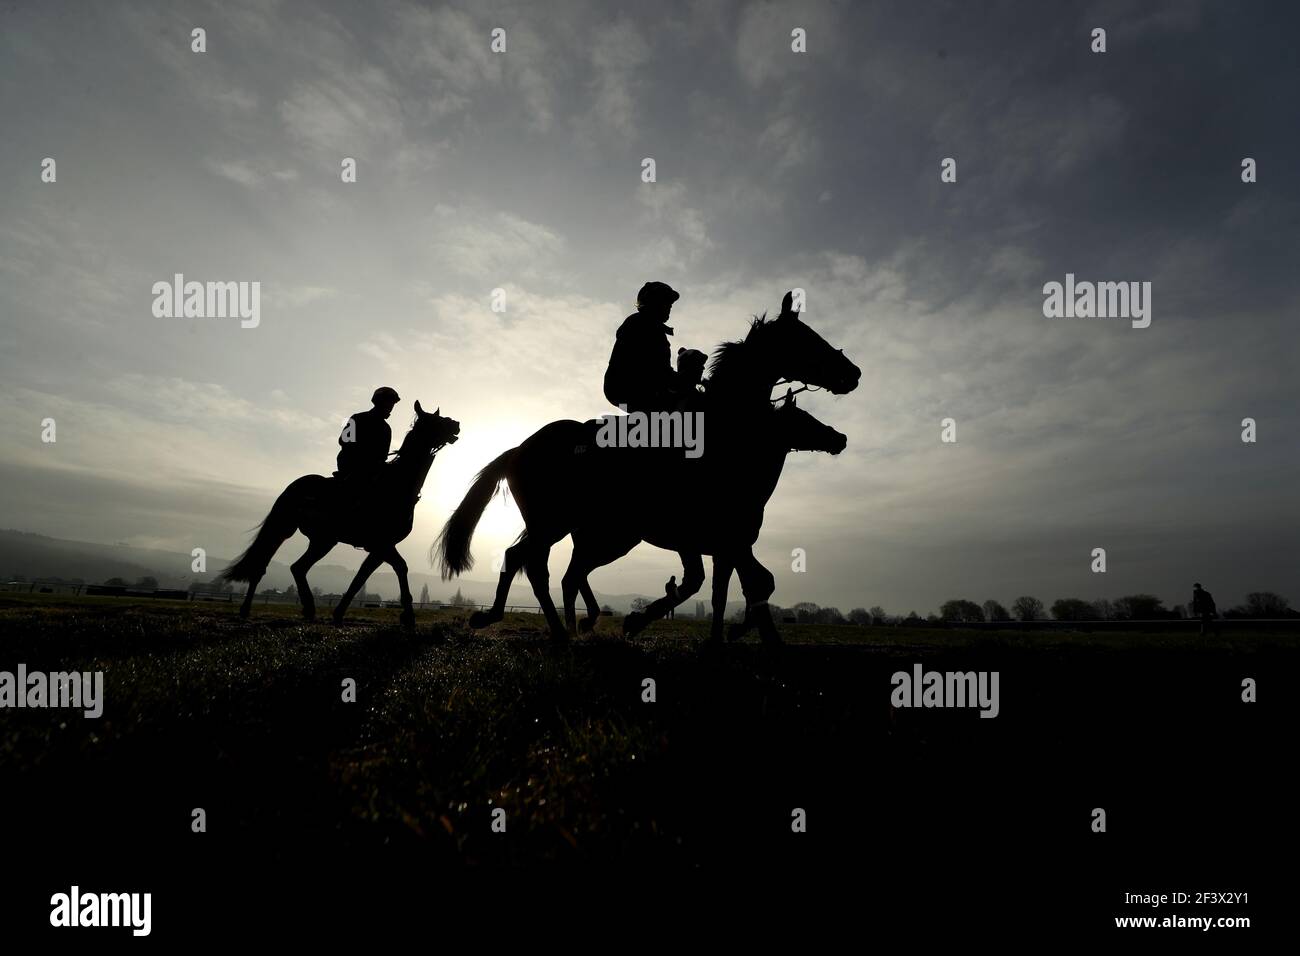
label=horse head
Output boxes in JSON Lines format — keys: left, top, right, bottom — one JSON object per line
{"left": 709, "top": 291, "right": 861, "bottom": 403}
{"left": 766, "top": 291, "right": 860, "bottom": 395}
{"left": 404, "top": 400, "right": 461, "bottom": 456}
{"left": 774, "top": 390, "right": 848, "bottom": 455}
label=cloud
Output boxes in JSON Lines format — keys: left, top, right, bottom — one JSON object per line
{"left": 356, "top": 332, "right": 403, "bottom": 372}
{"left": 279, "top": 65, "right": 407, "bottom": 156}
{"left": 735, "top": 0, "right": 839, "bottom": 88}
{"left": 587, "top": 19, "right": 651, "bottom": 135}
{"left": 383, "top": 4, "right": 503, "bottom": 101}
{"left": 759, "top": 114, "right": 821, "bottom": 174}
{"left": 261, "top": 285, "right": 339, "bottom": 310}
{"left": 209, "top": 88, "right": 261, "bottom": 114}
{"left": 206, "top": 160, "right": 263, "bottom": 187}
{"left": 428, "top": 208, "right": 566, "bottom": 281}
{"left": 99, "top": 375, "right": 337, "bottom": 436}
{"left": 637, "top": 183, "right": 713, "bottom": 264}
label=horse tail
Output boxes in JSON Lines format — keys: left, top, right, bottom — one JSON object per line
{"left": 220, "top": 485, "right": 300, "bottom": 582}
{"left": 434, "top": 447, "right": 517, "bottom": 579}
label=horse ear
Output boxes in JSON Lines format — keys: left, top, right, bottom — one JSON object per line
{"left": 434, "top": 407, "right": 440, "bottom": 416}
{"left": 414, "top": 400, "right": 424, "bottom": 415}
{"left": 787, "top": 388, "right": 796, "bottom": 407}
{"left": 780, "top": 291, "right": 795, "bottom": 317}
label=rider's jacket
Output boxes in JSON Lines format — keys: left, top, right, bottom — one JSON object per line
{"left": 603, "top": 309, "right": 676, "bottom": 413}
{"left": 336, "top": 409, "right": 391, "bottom": 478}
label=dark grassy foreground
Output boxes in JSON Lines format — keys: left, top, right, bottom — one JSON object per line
{"left": 1, "top": 594, "right": 1292, "bottom": 936}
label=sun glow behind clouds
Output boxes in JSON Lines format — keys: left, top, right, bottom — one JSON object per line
{"left": 418, "top": 417, "right": 525, "bottom": 572}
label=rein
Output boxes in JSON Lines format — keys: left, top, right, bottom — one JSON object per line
{"left": 387, "top": 436, "right": 455, "bottom": 461}
{"left": 770, "top": 380, "right": 823, "bottom": 403}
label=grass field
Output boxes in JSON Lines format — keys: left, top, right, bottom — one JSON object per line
{"left": 1, "top": 593, "right": 1291, "bottom": 929}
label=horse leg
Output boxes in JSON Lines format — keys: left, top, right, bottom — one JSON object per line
{"left": 732, "top": 550, "right": 780, "bottom": 645}
{"left": 230, "top": 481, "right": 307, "bottom": 619}
{"left": 560, "top": 537, "right": 585, "bottom": 635}
{"left": 721, "top": 548, "right": 755, "bottom": 642}
{"left": 626, "top": 553, "right": 705, "bottom": 637}
{"left": 238, "top": 569, "right": 262, "bottom": 619}
{"left": 470, "top": 537, "right": 525, "bottom": 629}
{"left": 384, "top": 546, "right": 416, "bottom": 631}
{"left": 563, "top": 530, "right": 639, "bottom": 636}
{"left": 291, "top": 538, "right": 335, "bottom": 622}
{"left": 669, "top": 552, "right": 705, "bottom": 618}
{"left": 710, "top": 555, "right": 735, "bottom": 643}
{"left": 523, "top": 538, "right": 567, "bottom": 642}
{"left": 578, "top": 580, "right": 601, "bottom": 634}
{"left": 728, "top": 546, "right": 759, "bottom": 642}
{"left": 333, "top": 550, "right": 384, "bottom": 624}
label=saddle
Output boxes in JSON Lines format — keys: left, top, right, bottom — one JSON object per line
{"left": 321, "top": 471, "right": 407, "bottom": 546}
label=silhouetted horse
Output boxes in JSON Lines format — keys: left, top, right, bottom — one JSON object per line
{"left": 572, "top": 391, "right": 847, "bottom": 641}
{"left": 222, "top": 401, "right": 459, "bottom": 628}
{"left": 435, "top": 293, "right": 859, "bottom": 643}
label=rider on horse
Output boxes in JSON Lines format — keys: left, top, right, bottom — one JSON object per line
{"left": 675, "top": 347, "right": 708, "bottom": 403}
{"left": 603, "top": 282, "right": 701, "bottom": 414}
{"left": 336, "top": 386, "right": 400, "bottom": 482}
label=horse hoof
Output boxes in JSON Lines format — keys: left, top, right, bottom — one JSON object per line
{"left": 623, "top": 611, "right": 646, "bottom": 637}
{"left": 578, "top": 617, "right": 596, "bottom": 634}
{"left": 332, "top": 611, "right": 345, "bottom": 626}
{"left": 399, "top": 610, "right": 416, "bottom": 631}
{"left": 468, "top": 610, "right": 494, "bottom": 629}
{"left": 727, "top": 623, "right": 746, "bottom": 643}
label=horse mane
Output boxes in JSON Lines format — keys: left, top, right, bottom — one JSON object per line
{"left": 390, "top": 417, "right": 423, "bottom": 463}
{"left": 706, "top": 313, "right": 770, "bottom": 385}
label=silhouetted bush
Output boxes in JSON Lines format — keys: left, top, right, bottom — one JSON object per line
{"left": 1051, "top": 598, "right": 1101, "bottom": 622}
{"left": 982, "top": 600, "right": 1010, "bottom": 622}
{"left": 1012, "top": 596, "right": 1044, "bottom": 621}
{"left": 940, "top": 599, "right": 984, "bottom": 623}
{"left": 1112, "top": 594, "right": 1170, "bottom": 620}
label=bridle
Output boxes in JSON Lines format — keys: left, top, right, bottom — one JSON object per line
{"left": 386, "top": 432, "right": 458, "bottom": 460}
{"left": 770, "top": 379, "right": 824, "bottom": 403}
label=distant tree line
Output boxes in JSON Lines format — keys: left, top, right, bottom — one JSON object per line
{"left": 750, "top": 591, "right": 1294, "bottom": 626}
{"left": 4, "top": 574, "right": 88, "bottom": 585}
{"left": 447, "top": 587, "right": 476, "bottom": 607}
{"left": 1224, "top": 591, "right": 1296, "bottom": 619}
{"left": 12, "top": 571, "right": 1291, "bottom": 625}
{"left": 103, "top": 575, "right": 159, "bottom": 588}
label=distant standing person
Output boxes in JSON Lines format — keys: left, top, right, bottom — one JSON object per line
{"left": 1192, "top": 582, "right": 1218, "bottom": 636}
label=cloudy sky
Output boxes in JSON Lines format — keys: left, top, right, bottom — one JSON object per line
{"left": 1, "top": 0, "right": 1296, "bottom": 614}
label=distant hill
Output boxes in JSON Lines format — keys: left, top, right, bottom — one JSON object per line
{"left": 0, "top": 529, "right": 736, "bottom": 616}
